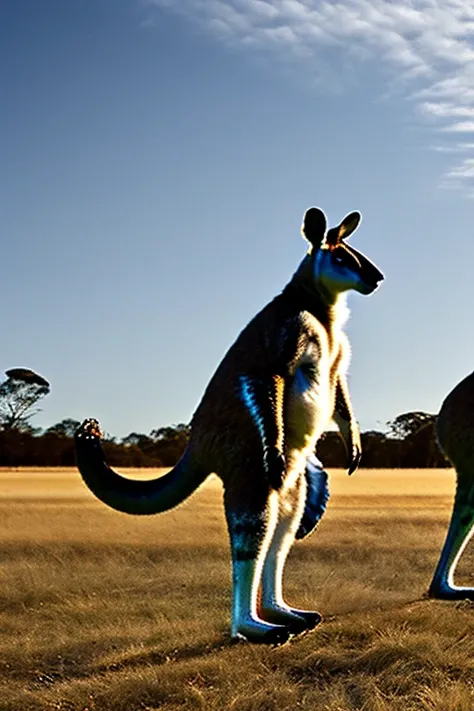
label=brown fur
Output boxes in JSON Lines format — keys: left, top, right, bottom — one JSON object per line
{"left": 190, "top": 270, "right": 345, "bottom": 503}
{"left": 75, "top": 207, "right": 384, "bottom": 643}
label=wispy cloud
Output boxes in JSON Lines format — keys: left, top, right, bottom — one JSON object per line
{"left": 146, "top": 0, "right": 474, "bottom": 192}
{"left": 442, "top": 121, "right": 474, "bottom": 133}
{"left": 420, "top": 102, "right": 474, "bottom": 118}
{"left": 447, "top": 157, "right": 474, "bottom": 177}
{"left": 432, "top": 142, "right": 474, "bottom": 153}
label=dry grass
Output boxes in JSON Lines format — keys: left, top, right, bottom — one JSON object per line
{"left": 1, "top": 467, "right": 474, "bottom": 711}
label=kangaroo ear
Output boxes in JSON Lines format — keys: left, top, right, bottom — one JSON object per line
{"left": 339, "top": 211, "right": 361, "bottom": 239}
{"left": 326, "top": 211, "right": 361, "bottom": 248}
{"left": 301, "top": 207, "right": 327, "bottom": 249}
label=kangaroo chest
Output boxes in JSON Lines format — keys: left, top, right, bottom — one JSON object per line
{"left": 285, "top": 331, "right": 342, "bottom": 452}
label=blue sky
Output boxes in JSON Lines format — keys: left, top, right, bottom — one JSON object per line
{"left": 2, "top": 0, "right": 474, "bottom": 438}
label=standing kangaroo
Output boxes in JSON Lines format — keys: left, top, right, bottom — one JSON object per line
{"left": 75, "top": 207, "right": 384, "bottom": 644}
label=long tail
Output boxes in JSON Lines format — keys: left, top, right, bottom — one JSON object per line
{"left": 74, "top": 419, "right": 208, "bottom": 515}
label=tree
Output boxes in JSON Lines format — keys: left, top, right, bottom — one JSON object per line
{"left": 45, "top": 419, "right": 81, "bottom": 438}
{"left": 387, "top": 411, "right": 436, "bottom": 440}
{"left": 360, "top": 430, "right": 390, "bottom": 467}
{"left": 150, "top": 423, "right": 191, "bottom": 442}
{"left": 386, "top": 411, "right": 446, "bottom": 467}
{"left": 149, "top": 423, "right": 191, "bottom": 466}
{"left": 121, "top": 432, "right": 153, "bottom": 449}
{"left": 316, "top": 431, "right": 346, "bottom": 467}
{"left": 0, "top": 369, "right": 50, "bottom": 432}
{"left": 121, "top": 432, "right": 159, "bottom": 463}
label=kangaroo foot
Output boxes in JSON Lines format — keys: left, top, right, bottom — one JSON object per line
{"left": 429, "top": 584, "right": 474, "bottom": 601}
{"left": 231, "top": 616, "right": 291, "bottom": 645}
{"left": 259, "top": 604, "right": 322, "bottom": 633}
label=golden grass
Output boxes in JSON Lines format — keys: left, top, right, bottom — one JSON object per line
{"left": 1, "top": 467, "right": 474, "bottom": 711}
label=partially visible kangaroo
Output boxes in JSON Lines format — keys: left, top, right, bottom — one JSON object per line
{"left": 75, "top": 207, "right": 384, "bottom": 644}
{"left": 429, "top": 371, "right": 474, "bottom": 600}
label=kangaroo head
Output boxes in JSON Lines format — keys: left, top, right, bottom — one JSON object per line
{"left": 301, "top": 207, "right": 384, "bottom": 299}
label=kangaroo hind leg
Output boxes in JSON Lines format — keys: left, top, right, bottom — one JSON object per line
{"left": 260, "top": 471, "right": 322, "bottom": 633}
{"left": 224, "top": 485, "right": 291, "bottom": 644}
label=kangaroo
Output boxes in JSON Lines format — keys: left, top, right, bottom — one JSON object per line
{"left": 429, "top": 371, "right": 474, "bottom": 600}
{"left": 75, "top": 207, "right": 384, "bottom": 644}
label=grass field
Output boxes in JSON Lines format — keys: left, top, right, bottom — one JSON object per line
{"left": 2, "top": 467, "right": 474, "bottom": 711}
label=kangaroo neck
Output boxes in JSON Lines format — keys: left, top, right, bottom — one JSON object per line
{"left": 282, "top": 256, "right": 340, "bottom": 330}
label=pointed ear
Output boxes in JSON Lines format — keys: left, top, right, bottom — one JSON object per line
{"left": 301, "top": 207, "right": 327, "bottom": 249}
{"left": 326, "top": 211, "right": 361, "bottom": 248}
{"left": 338, "top": 211, "right": 361, "bottom": 240}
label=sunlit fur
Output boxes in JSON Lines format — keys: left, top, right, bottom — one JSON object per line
{"left": 75, "top": 206, "right": 383, "bottom": 644}
{"left": 313, "top": 243, "right": 384, "bottom": 300}
{"left": 429, "top": 370, "right": 474, "bottom": 600}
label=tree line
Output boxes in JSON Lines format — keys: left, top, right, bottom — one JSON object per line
{"left": 0, "top": 370, "right": 448, "bottom": 469}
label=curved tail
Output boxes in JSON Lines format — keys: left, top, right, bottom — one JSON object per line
{"left": 74, "top": 419, "right": 208, "bottom": 515}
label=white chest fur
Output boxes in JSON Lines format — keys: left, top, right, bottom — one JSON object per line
{"left": 284, "top": 309, "right": 349, "bottom": 457}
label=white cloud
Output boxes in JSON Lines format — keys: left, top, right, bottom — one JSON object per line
{"left": 442, "top": 121, "right": 474, "bottom": 133}
{"left": 420, "top": 102, "right": 474, "bottom": 118}
{"left": 240, "top": 0, "right": 279, "bottom": 20}
{"left": 447, "top": 158, "right": 474, "bottom": 177}
{"left": 146, "top": 0, "right": 474, "bottom": 191}
{"left": 431, "top": 142, "right": 474, "bottom": 153}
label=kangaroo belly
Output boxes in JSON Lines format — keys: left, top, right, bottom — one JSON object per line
{"left": 285, "top": 359, "right": 333, "bottom": 454}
